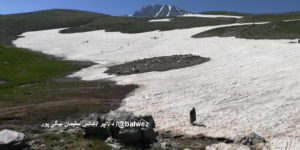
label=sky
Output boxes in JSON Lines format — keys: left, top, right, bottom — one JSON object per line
{"left": 1, "top": 0, "right": 300, "bottom": 16}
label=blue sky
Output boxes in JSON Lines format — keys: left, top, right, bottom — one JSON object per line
{"left": 1, "top": 0, "right": 300, "bottom": 15}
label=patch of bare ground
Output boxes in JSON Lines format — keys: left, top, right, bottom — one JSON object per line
{"left": 105, "top": 54, "right": 210, "bottom": 76}
{"left": 159, "top": 130, "right": 234, "bottom": 150}
{"left": 0, "top": 80, "right": 138, "bottom": 128}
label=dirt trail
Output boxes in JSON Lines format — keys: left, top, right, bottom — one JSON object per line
{"left": 0, "top": 98, "right": 120, "bottom": 117}
{"left": 0, "top": 83, "right": 138, "bottom": 126}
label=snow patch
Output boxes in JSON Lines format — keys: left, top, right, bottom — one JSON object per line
{"left": 167, "top": 5, "right": 172, "bottom": 17}
{"left": 282, "top": 19, "right": 300, "bottom": 22}
{"left": 149, "top": 18, "right": 173, "bottom": 22}
{"left": 13, "top": 23, "right": 300, "bottom": 146}
{"left": 180, "top": 13, "right": 243, "bottom": 19}
{"left": 155, "top": 6, "right": 164, "bottom": 17}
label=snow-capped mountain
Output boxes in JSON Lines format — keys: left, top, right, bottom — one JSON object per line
{"left": 129, "top": 5, "right": 189, "bottom": 17}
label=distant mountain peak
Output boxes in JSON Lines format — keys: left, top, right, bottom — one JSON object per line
{"left": 129, "top": 5, "right": 189, "bottom": 17}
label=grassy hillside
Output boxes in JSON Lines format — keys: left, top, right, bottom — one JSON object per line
{"left": 200, "top": 11, "right": 252, "bottom": 16}
{"left": 0, "top": 9, "right": 107, "bottom": 44}
{"left": 51, "top": 11, "right": 300, "bottom": 34}
{"left": 0, "top": 44, "right": 138, "bottom": 130}
{"left": 238, "top": 11, "right": 300, "bottom": 22}
{"left": 0, "top": 9, "right": 140, "bottom": 125}
{"left": 193, "top": 11, "right": 300, "bottom": 39}
{"left": 61, "top": 17, "right": 237, "bottom": 33}
{"left": 0, "top": 45, "right": 81, "bottom": 88}
{"left": 0, "top": 9, "right": 239, "bottom": 44}
{"left": 193, "top": 20, "right": 300, "bottom": 39}
{"left": 0, "top": 44, "right": 89, "bottom": 104}
{"left": 3, "top": 9, "right": 300, "bottom": 44}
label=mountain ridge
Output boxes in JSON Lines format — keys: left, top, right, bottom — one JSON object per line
{"left": 130, "top": 5, "right": 189, "bottom": 17}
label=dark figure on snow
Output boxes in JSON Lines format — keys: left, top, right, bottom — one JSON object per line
{"left": 190, "top": 107, "right": 196, "bottom": 125}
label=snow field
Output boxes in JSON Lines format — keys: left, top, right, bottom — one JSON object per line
{"left": 180, "top": 13, "right": 243, "bottom": 19}
{"left": 14, "top": 23, "right": 300, "bottom": 149}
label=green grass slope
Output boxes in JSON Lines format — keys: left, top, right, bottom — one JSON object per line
{"left": 200, "top": 11, "right": 252, "bottom": 16}
{"left": 0, "top": 9, "right": 239, "bottom": 44}
{"left": 238, "top": 11, "right": 300, "bottom": 22}
{"left": 0, "top": 9, "right": 107, "bottom": 44}
{"left": 193, "top": 20, "right": 300, "bottom": 39}
{"left": 4, "top": 9, "right": 300, "bottom": 44}
{"left": 61, "top": 17, "right": 237, "bottom": 34}
{"left": 0, "top": 44, "right": 92, "bottom": 105}
{"left": 57, "top": 11, "right": 300, "bottom": 35}
{"left": 0, "top": 45, "right": 81, "bottom": 87}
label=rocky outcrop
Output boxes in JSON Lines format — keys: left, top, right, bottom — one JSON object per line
{"left": 81, "top": 113, "right": 112, "bottom": 138}
{"left": 206, "top": 143, "right": 251, "bottom": 150}
{"left": 0, "top": 80, "right": 6, "bottom": 85}
{"left": 81, "top": 110, "right": 157, "bottom": 147}
{"left": 235, "top": 132, "right": 267, "bottom": 149}
{"left": 0, "top": 129, "right": 27, "bottom": 150}
{"left": 105, "top": 54, "right": 210, "bottom": 76}
{"left": 1, "top": 110, "right": 269, "bottom": 150}
{"left": 105, "top": 137, "right": 122, "bottom": 149}
{"left": 157, "top": 131, "right": 270, "bottom": 150}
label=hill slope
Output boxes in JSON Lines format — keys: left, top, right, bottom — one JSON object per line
{"left": 200, "top": 11, "right": 252, "bottom": 16}
{"left": 4, "top": 9, "right": 300, "bottom": 44}
{"left": 238, "top": 11, "right": 300, "bottom": 22}
{"left": 60, "top": 17, "right": 237, "bottom": 34}
{"left": 193, "top": 20, "right": 300, "bottom": 39}
{"left": 0, "top": 9, "right": 107, "bottom": 45}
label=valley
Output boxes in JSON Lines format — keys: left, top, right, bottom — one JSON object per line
{"left": 1, "top": 7, "right": 300, "bottom": 149}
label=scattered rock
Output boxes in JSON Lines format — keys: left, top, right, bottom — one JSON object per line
{"left": 16, "top": 68, "right": 28, "bottom": 73}
{"left": 142, "top": 115, "right": 156, "bottom": 128}
{"left": 0, "top": 80, "right": 6, "bottom": 85}
{"left": 15, "top": 83, "right": 40, "bottom": 88}
{"left": 105, "top": 137, "right": 122, "bottom": 150}
{"left": 141, "top": 127, "right": 156, "bottom": 144}
{"left": 0, "top": 129, "right": 27, "bottom": 150}
{"left": 236, "top": 132, "right": 266, "bottom": 145}
{"left": 235, "top": 132, "right": 267, "bottom": 149}
{"left": 27, "top": 140, "right": 36, "bottom": 146}
{"left": 160, "top": 142, "right": 173, "bottom": 150}
{"left": 105, "top": 110, "right": 136, "bottom": 121}
{"left": 66, "top": 127, "right": 83, "bottom": 135}
{"left": 158, "top": 131, "right": 237, "bottom": 150}
{"left": 205, "top": 143, "right": 251, "bottom": 150}
{"left": 105, "top": 137, "right": 122, "bottom": 149}
{"left": 289, "top": 41, "right": 297, "bottom": 44}
{"left": 81, "top": 110, "right": 157, "bottom": 147}
{"left": 0, "top": 61, "right": 8, "bottom": 65}
{"left": 83, "top": 116, "right": 112, "bottom": 138}
{"left": 118, "top": 128, "right": 142, "bottom": 145}
{"left": 105, "top": 54, "right": 210, "bottom": 76}
{"left": 158, "top": 130, "right": 185, "bottom": 139}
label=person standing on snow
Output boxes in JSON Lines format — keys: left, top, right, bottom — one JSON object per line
{"left": 190, "top": 107, "right": 196, "bottom": 125}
